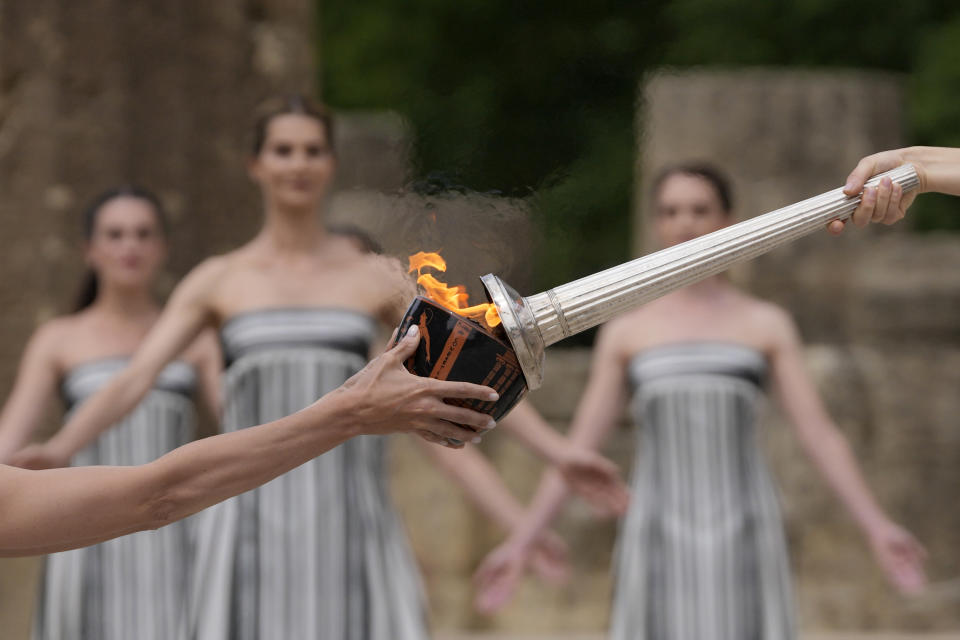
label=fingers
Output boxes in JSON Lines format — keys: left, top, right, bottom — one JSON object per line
{"left": 434, "top": 404, "right": 497, "bottom": 431}
{"left": 473, "top": 552, "right": 511, "bottom": 586}
{"left": 826, "top": 219, "right": 847, "bottom": 236}
{"left": 872, "top": 176, "right": 893, "bottom": 223}
{"left": 474, "top": 567, "right": 523, "bottom": 614}
{"left": 388, "top": 324, "right": 420, "bottom": 360}
{"left": 473, "top": 548, "right": 526, "bottom": 614}
{"left": 426, "top": 377, "right": 499, "bottom": 402}
{"left": 832, "top": 179, "right": 910, "bottom": 232}
{"left": 851, "top": 185, "right": 877, "bottom": 227}
{"left": 414, "top": 429, "right": 454, "bottom": 447}
{"left": 581, "top": 486, "right": 630, "bottom": 518}
{"left": 873, "top": 530, "right": 928, "bottom": 595}
{"left": 844, "top": 156, "right": 880, "bottom": 197}
{"left": 883, "top": 186, "right": 915, "bottom": 226}
{"left": 421, "top": 418, "right": 487, "bottom": 445}
{"left": 843, "top": 150, "right": 917, "bottom": 229}
{"left": 844, "top": 151, "right": 903, "bottom": 197}
{"left": 883, "top": 181, "right": 903, "bottom": 224}
{"left": 562, "top": 454, "right": 631, "bottom": 516}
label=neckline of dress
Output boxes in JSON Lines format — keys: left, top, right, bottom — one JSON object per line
{"left": 221, "top": 306, "right": 379, "bottom": 330}
{"left": 62, "top": 356, "right": 191, "bottom": 377}
{"left": 630, "top": 340, "right": 766, "bottom": 362}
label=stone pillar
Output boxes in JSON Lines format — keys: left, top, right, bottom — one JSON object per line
{"left": 0, "top": 2, "right": 314, "bottom": 637}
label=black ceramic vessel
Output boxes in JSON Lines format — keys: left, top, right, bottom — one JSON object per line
{"left": 393, "top": 296, "right": 528, "bottom": 434}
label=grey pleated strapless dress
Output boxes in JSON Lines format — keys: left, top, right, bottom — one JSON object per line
{"left": 34, "top": 358, "right": 198, "bottom": 640}
{"left": 190, "top": 308, "right": 428, "bottom": 640}
{"left": 610, "top": 343, "right": 795, "bottom": 640}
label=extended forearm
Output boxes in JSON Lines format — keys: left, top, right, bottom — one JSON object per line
{"left": 508, "top": 371, "right": 625, "bottom": 548}
{"left": 421, "top": 442, "right": 526, "bottom": 531}
{"left": 498, "top": 401, "right": 569, "bottom": 464}
{"left": 509, "top": 469, "right": 570, "bottom": 550}
{"left": 47, "top": 368, "right": 155, "bottom": 459}
{"left": 0, "top": 390, "right": 358, "bottom": 556}
{"left": 799, "top": 425, "right": 889, "bottom": 532}
{"left": 148, "top": 390, "right": 357, "bottom": 525}
{"left": 0, "top": 420, "right": 35, "bottom": 462}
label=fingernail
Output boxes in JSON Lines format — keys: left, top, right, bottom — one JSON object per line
{"left": 844, "top": 180, "right": 856, "bottom": 193}
{"left": 882, "top": 176, "right": 892, "bottom": 187}
{"left": 485, "top": 417, "right": 496, "bottom": 429}
{"left": 406, "top": 325, "right": 419, "bottom": 339}
{"left": 486, "top": 391, "right": 499, "bottom": 401}
{"left": 471, "top": 436, "right": 483, "bottom": 444}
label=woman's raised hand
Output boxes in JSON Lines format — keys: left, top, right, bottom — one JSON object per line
{"left": 473, "top": 538, "right": 533, "bottom": 614}
{"left": 555, "top": 446, "right": 631, "bottom": 517}
{"left": 333, "top": 325, "right": 499, "bottom": 447}
{"left": 867, "top": 519, "right": 928, "bottom": 596}
{"left": 828, "top": 148, "right": 923, "bottom": 234}
{"left": 826, "top": 146, "right": 960, "bottom": 234}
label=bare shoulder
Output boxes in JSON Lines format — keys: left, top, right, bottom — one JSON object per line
{"left": 737, "top": 294, "right": 800, "bottom": 348}
{"left": 361, "top": 250, "right": 408, "bottom": 278}
{"left": 595, "top": 309, "right": 646, "bottom": 361}
{"left": 174, "top": 253, "right": 236, "bottom": 300}
{"left": 21, "top": 314, "right": 88, "bottom": 367}
{"left": 606, "top": 301, "right": 660, "bottom": 341}
{"left": 601, "top": 311, "right": 638, "bottom": 343}
{"left": 186, "top": 253, "right": 234, "bottom": 284}
{"left": 30, "top": 314, "right": 75, "bottom": 346}
{"left": 364, "top": 252, "right": 417, "bottom": 299}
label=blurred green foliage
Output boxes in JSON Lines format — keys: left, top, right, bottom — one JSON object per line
{"left": 321, "top": 0, "right": 960, "bottom": 294}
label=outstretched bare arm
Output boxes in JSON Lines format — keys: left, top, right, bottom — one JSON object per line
{"left": 0, "top": 328, "right": 499, "bottom": 556}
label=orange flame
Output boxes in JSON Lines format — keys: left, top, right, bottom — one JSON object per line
{"left": 409, "top": 251, "right": 502, "bottom": 329}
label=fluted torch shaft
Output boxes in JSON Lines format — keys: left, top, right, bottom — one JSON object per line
{"left": 525, "top": 164, "right": 919, "bottom": 347}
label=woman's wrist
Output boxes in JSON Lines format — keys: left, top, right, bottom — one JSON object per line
{"left": 304, "top": 389, "right": 365, "bottom": 443}
{"left": 506, "top": 516, "right": 545, "bottom": 553}
{"left": 903, "top": 146, "right": 960, "bottom": 195}
{"left": 43, "top": 435, "right": 76, "bottom": 464}
{"left": 853, "top": 506, "right": 891, "bottom": 539}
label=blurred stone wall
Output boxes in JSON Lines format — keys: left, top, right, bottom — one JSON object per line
{"left": 0, "top": 0, "right": 315, "bottom": 393}
{"left": 0, "top": 1, "right": 314, "bottom": 637}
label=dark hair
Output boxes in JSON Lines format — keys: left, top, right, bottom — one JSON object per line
{"left": 326, "top": 224, "right": 383, "bottom": 255}
{"left": 250, "top": 94, "right": 335, "bottom": 156}
{"left": 651, "top": 162, "right": 734, "bottom": 213}
{"left": 75, "top": 186, "right": 168, "bottom": 311}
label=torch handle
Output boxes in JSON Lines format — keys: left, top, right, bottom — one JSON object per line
{"left": 527, "top": 164, "right": 920, "bottom": 347}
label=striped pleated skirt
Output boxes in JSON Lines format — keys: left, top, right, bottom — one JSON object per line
{"left": 190, "top": 308, "right": 427, "bottom": 640}
{"left": 611, "top": 343, "right": 795, "bottom": 640}
{"left": 34, "top": 359, "right": 197, "bottom": 640}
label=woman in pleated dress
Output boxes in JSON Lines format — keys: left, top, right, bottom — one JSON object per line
{"left": 474, "top": 163, "right": 928, "bottom": 639}
{"left": 0, "top": 187, "right": 222, "bottom": 640}
{"left": 13, "top": 96, "right": 627, "bottom": 639}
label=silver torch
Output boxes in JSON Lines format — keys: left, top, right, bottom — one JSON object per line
{"left": 395, "top": 165, "right": 919, "bottom": 430}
